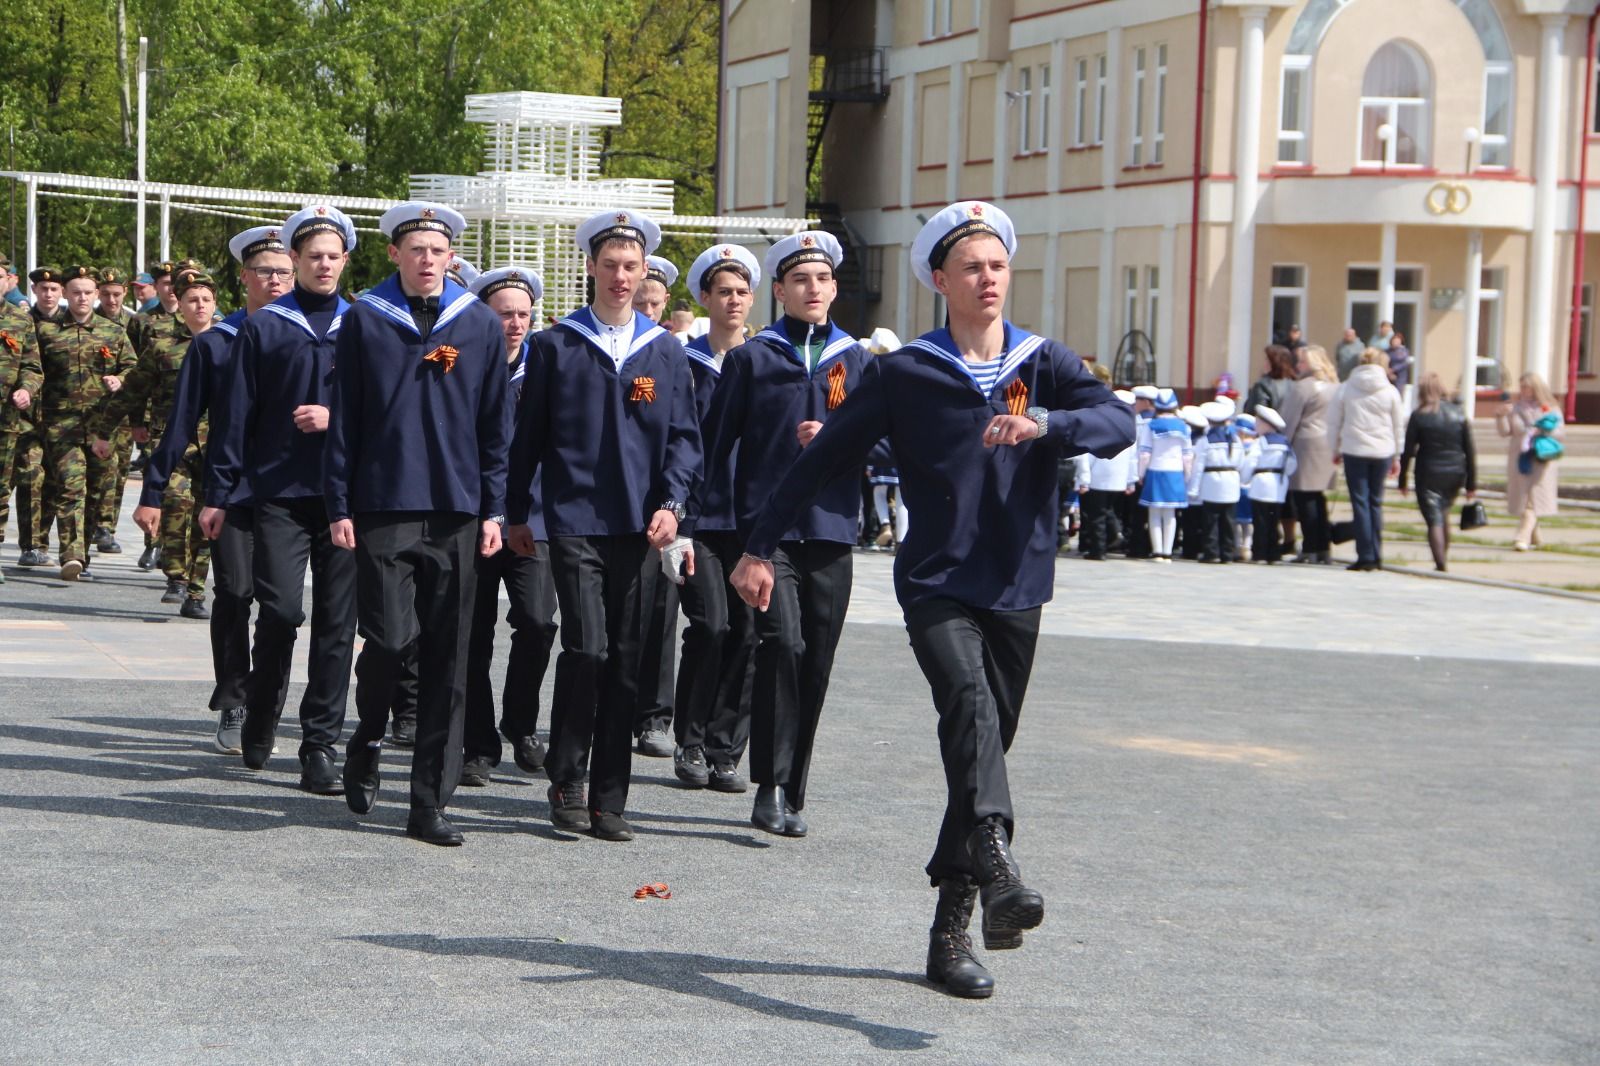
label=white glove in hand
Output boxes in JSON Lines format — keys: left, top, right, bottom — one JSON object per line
{"left": 660, "top": 537, "right": 694, "bottom": 585}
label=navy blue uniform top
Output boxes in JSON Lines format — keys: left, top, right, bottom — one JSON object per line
{"left": 324, "top": 274, "right": 510, "bottom": 522}
{"left": 507, "top": 337, "right": 546, "bottom": 541}
{"left": 206, "top": 290, "right": 348, "bottom": 508}
{"left": 683, "top": 334, "right": 736, "bottom": 535}
{"left": 744, "top": 323, "right": 1135, "bottom": 611}
{"left": 698, "top": 316, "right": 868, "bottom": 545}
{"left": 507, "top": 307, "right": 702, "bottom": 537}
{"left": 143, "top": 309, "right": 244, "bottom": 508}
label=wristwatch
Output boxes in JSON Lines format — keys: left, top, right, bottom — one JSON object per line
{"left": 658, "top": 499, "right": 687, "bottom": 522}
{"left": 486, "top": 514, "right": 507, "bottom": 526}
{"left": 1025, "top": 406, "right": 1050, "bottom": 439}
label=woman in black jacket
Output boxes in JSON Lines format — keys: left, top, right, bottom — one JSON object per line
{"left": 1398, "top": 372, "right": 1477, "bottom": 571}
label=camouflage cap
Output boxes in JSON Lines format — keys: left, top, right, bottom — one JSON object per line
{"left": 28, "top": 265, "right": 65, "bottom": 284}
{"left": 149, "top": 260, "right": 178, "bottom": 280}
{"left": 174, "top": 269, "right": 217, "bottom": 296}
{"left": 98, "top": 267, "right": 129, "bottom": 288}
{"left": 62, "top": 265, "right": 101, "bottom": 284}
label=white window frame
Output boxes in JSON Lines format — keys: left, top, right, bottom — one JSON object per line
{"left": 1278, "top": 55, "right": 1311, "bottom": 164}
{"left": 1073, "top": 58, "right": 1089, "bottom": 147}
{"left": 1018, "top": 67, "right": 1033, "bottom": 154}
{"left": 1153, "top": 44, "right": 1167, "bottom": 165}
{"left": 1146, "top": 266, "right": 1161, "bottom": 347}
{"left": 1130, "top": 47, "right": 1146, "bottom": 166}
{"left": 1345, "top": 262, "right": 1426, "bottom": 363}
{"left": 1479, "top": 62, "right": 1512, "bottom": 169}
{"left": 1268, "top": 264, "right": 1307, "bottom": 344}
{"left": 1039, "top": 64, "right": 1052, "bottom": 152}
{"left": 927, "top": 0, "right": 953, "bottom": 39}
{"left": 1357, "top": 44, "right": 1431, "bottom": 168}
{"left": 1478, "top": 268, "right": 1506, "bottom": 386}
{"left": 1577, "top": 281, "right": 1593, "bottom": 376}
{"left": 1094, "top": 54, "right": 1107, "bottom": 146}
{"left": 1124, "top": 266, "right": 1140, "bottom": 337}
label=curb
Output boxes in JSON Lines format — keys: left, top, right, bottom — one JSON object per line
{"left": 1367, "top": 558, "right": 1600, "bottom": 604}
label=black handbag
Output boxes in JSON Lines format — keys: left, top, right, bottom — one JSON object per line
{"left": 1460, "top": 500, "right": 1488, "bottom": 531}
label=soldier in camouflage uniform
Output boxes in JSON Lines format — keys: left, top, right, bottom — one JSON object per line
{"left": 37, "top": 266, "right": 135, "bottom": 581}
{"left": 10, "top": 266, "right": 68, "bottom": 566}
{"left": 96, "top": 268, "right": 214, "bottom": 613}
{"left": 126, "top": 259, "right": 185, "bottom": 570}
{"left": 92, "top": 266, "right": 139, "bottom": 554}
{"left": 0, "top": 256, "right": 44, "bottom": 582}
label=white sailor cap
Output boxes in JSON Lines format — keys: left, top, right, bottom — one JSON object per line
{"left": 1211, "top": 394, "right": 1237, "bottom": 419}
{"left": 1114, "top": 389, "right": 1136, "bottom": 405}
{"left": 1154, "top": 388, "right": 1180, "bottom": 411}
{"left": 1200, "top": 400, "right": 1231, "bottom": 424}
{"left": 229, "top": 225, "right": 288, "bottom": 264}
{"left": 689, "top": 244, "right": 760, "bottom": 297}
{"left": 763, "top": 230, "right": 844, "bottom": 283}
{"left": 910, "top": 201, "right": 1017, "bottom": 292}
{"left": 576, "top": 209, "right": 661, "bottom": 257}
{"left": 470, "top": 266, "right": 544, "bottom": 304}
{"left": 379, "top": 201, "right": 466, "bottom": 242}
{"left": 1233, "top": 413, "right": 1258, "bottom": 434}
{"left": 1132, "top": 385, "right": 1160, "bottom": 401}
{"left": 866, "top": 326, "right": 903, "bottom": 354}
{"left": 643, "top": 256, "right": 679, "bottom": 289}
{"left": 283, "top": 205, "right": 357, "bottom": 251}
{"left": 446, "top": 255, "right": 480, "bottom": 286}
{"left": 1253, "top": 405, "right": 1285, "bottom": 431}
{"left": 1180, "top": 405, "right": 1209, "bottom": 430}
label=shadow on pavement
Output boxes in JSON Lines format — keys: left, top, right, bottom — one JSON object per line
{"left": 349, "top": 933, "right": 939, "bottom": 1051}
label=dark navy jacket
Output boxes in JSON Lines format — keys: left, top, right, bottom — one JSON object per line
{"left": 745, "top": 324, "right": 1135, "bottom": 611}
{"left": 699, "top": 317, "right": 867, "bottom": 544}
{"left": 207, "top": 292, "right": 348, "bottom": 508}
{"left": 508, "top": 337, "right": 546, "bottom": 541}
{"left": 144, "top": 309, "right": 244, "bottom": 508}
{"left": 683, "top": 334, "right": 735, "bottom": 535}
{"left": 507, "top": 307, "right": 701, "bottom": 537}
{"left": 324, "top": 274, "right": 510, "bottom": 521}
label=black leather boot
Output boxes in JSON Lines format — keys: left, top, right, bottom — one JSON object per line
{"left": 967, "top": 818, "right": 1045, "bottom": 949}
{"left": 925, "top": 878, "right": 994, "bottom": 999}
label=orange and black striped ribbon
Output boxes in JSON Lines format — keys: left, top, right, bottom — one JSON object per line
{"left": 1005, "top": 378, "right": 1029, "bottom": 416}
{"left": 1, "top": 332, "right": 18, "bottom": 353}
{"left": 423, "top": 344, "right": 459, "bottom": 373}
{"left": 826, "top": 362, "right": 847, "bottom": 410}
{"left": 630, "top": 376, "right": 657, "bottom": 403}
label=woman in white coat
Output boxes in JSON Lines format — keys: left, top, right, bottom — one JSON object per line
{"left": 1326, "top": 348, "right": 1405, "bottom": 571}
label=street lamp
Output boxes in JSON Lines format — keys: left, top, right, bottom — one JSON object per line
{"left": 1464, "top": 125, "right": 1481, "bottom": 175}
{"left": 1377, "top": 122, "right": 1394, "bottom": 173}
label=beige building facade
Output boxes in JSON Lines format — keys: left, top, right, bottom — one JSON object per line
{"left": 719, "top": 0, "right": 1600, "bottom": 418}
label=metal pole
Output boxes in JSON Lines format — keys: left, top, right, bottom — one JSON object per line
{"left": 24, "top": 177, "right": 38, "bottom": 291}
{"left": 159, "top": 192, "right": 170, "bottom": 262}
{"left": 135, "top": 35, "right": 148, "bottom": 274}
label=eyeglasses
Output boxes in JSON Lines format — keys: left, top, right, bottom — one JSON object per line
{"left": 248, "top": 267, "right": 294, "bottom": 280}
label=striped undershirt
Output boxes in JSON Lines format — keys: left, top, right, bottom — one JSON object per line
{"left": 964, "top": 356, "right": 1006, "bottom": 395}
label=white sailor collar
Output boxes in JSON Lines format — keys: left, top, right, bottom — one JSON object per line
{"left": 258, "top": 289, "right": 350, "bottom": 340}
{"left": 556, "top": 306, "right": 668, "bottom": 368}
{"left": 356, "top": 274, "right": 479, "bottom": 338}
{"left": 684, "top": 333, "right": 720, "bottom": 375}
{"left": 752, "top": 319, "right": 857, "bottom": 376}
{"left": 901, "top": 321, "right": 1046, "bottom": 397}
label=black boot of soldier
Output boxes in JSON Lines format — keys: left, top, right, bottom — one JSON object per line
{"left": 925, "top": 878, "right": 994, "bottom": 999}
{"left": 967, "top": 817, "right": 1045, "bottom": 950}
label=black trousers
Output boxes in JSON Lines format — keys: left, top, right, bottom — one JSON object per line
{"left": 207, "top": 505, "right": 254, "bottom": 711}
{"left": 697, "top": 531, "right": 756, "bottom": 768}
{"left": 1078, "top": 489, "right": 1120, "bottom": 556}
{"left": 1291, "top": 491, "right": 1330, "bottom": 554}
{"left": 1250, "top": 500, "right": 1284, "bottom": 562}
{"left": 672, "top": 532, "right": 730, "bottom": 752}
{"left": 905, "top": 598, "right": 1040, "bottom": 885}
{"left": 348, "top": 512, "right": 477, "bottom": 811}
{"left": 633, "top": 547, "right": 680, "bottom": 737}
{"left": 1125, "top": 492, "right": 1152, "bottom": 557}
{"left": 1178, "top": 504, "right": 1205, "bottom": 559}
{"left": 464, "top": 542, "right": 558, "bottom": 763}
{"left": 1201, "top": 501, "right": 1237, "bottom": 561}
{"left": 750, "top": 539, "right": 852, "bottom": 812}
{"left": 547, "top": 534, "right": 649, "bottom": 814}
{"left": 246, "top": 497, "right": 356, "bottom": 758}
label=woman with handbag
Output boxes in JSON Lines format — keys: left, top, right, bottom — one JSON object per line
{"left": 1398, "top": 372, "right": 1476, "bottom": 572}
{"left": 1495, "top": 372, "right": 1564, "bottom": 552}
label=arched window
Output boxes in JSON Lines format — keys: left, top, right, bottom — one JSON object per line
{"left": 1359, "top": 42, "right": 1431, "bottom": 167}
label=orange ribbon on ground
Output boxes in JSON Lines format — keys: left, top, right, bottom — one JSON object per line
{"left": 1005, "top": 378, "right": 1029, "bottom": 416}
{"left": 633, "top": 883, "right": 672, "bottom": 900}
{"left": 630, "top": 376, "right": 657, "bottom": 403}
{"left": 424, "top": 344, "right": 459, "bottom": 373}
{"left": 826, "top": 361, "right": 847, "bottom": 410}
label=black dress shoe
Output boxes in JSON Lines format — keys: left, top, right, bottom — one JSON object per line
{"left": 926, "top": 879, "right": 995, "bottom": 999}
{"left": 508, "top": 733, "right": 546, "bottom": 774}
{"left": 344, "top": 742, "right": 381, "bottom": 814}
{"left": 179, "top": 595, "right": 209, "bottom": 619}
{"left": 299, "top": 750, "right": 342, "bottom": 795}
{"left": 406, "top": 807, "right": 464, "bottom": 846}
{"left": 459, "top": 756, "right": 492, "bottom": 788}
{"left": 781, "top": 804, "right": 808, "bottom": 838}
{"left": 389, "top": 715, "right": 417, "bottom": 748}
{"left": 160, "top": 578, "right": 185, "bottom": 604}
{"left": 590, "top": 810, "right": 635, "bottom": 841}
{"left": 239, "top": 707, "right": 278, "bottom": 770}
{"left": 751, "top": 784, "right": 786, "bottom": 835}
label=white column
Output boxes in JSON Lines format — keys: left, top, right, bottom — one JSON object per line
{"left": 1526, "top": 14, "right": 1569, "bottom": 383}
{"left": 1047, "top": 38, "right": 1067, "bottom": 193}
{"left": 1043, "top": 233, "right": 1061, "bottom": 337}
{"left": 1224, "top": 6, "right": 1269, "bottom": 388}
{"left": 1379, "top": 221, "right": 1397, "bottom": 325}
{"left": 765, "top": 77, "right": 779, "bottom": 209}
{"left": 895, "top": 240, "right": 912, "bottom": 340}
{"left": 947, "top": 61, "right": 965, "bottom": 203}
{"left": 24, "top": 177, "right": 38, "bottom": 286}
{"left": 1159, "top": 223, "right": 1179, "bottom": 382}
{"left": 1462, "top": 229, "right": 1483, "bottom": 418}
{"left": 994, "top": 62, "right": 1011, "bottom": 198}
{"left": 899, "top": 76, "right": 916, "bottom": 211}
{"left": 159, "top": 193, "right": 171, "bottom": 263}
{"left": 1096, "top": 228, "right": 1115, "bottom": 361}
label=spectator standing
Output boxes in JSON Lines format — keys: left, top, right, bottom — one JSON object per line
{"left": 1334, "top": 328, "right": 1365, "bottom": 382}
{"left": 1243, "top": 344, "right": 1296, "bottom": 416}
{"left": 1368, "top": 320, "right": 1394, "bottom": 351}
{"left": 1327, "top": 348, "right": 1405, "bottom": 571}
{"left": 1387, "top": 330, "right": 1412, "bottom": 392}
{"left": 1495, "top": 372, "right": 1563, "bottom": 552}
{"left": 1280, "top": 345, "right": 1338, "bottom": 564}
{"left": 1398, "top": 372, "right": 1476, "bottom": 572}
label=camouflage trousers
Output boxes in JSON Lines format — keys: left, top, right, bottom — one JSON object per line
{"left": 161, "top": 453, "right": 210, "bottom": 596}
{"left": 2, "top": 428, "right": 54, "bottom": 551}
{"left": 90, "top": 424, "right": 135, "bottom": 538}
{"left": 45, "top": 425, "right": 117, "bottom": 565}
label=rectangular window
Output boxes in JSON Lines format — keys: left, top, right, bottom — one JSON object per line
{"left": 1269, "top": 264, "right": 1307, "bottom": 344}
{"left": 1278, "top": 57, "right": 1310, "bottom": 163}
{"left": 1480, "top": 63, "right": 1511, "bottom": 169}
{"left": 1130, "top": 47, "right": 1146, "bottom": 166}
{"left": 1579, "top": 282, "right": 1594, "bottom": 376}
{"left": 1125, "top": 266, "right": 1140, "bottom": 337}
{"left": 927, "top": 0, "right": 952, "bottom": 38}
{"left": 1073, "top": 58, "right": 1088, "bottom": 147}
{"left": 1095, "top": 54, "right": 1107, "bottom": 146}
{"left": 1478, "top": 268, "right": 1506, "bottom": 387}
{"left": 1039, "top": 65, "right": 1052, "bottom": 152}
{"left": 1360, "top": 99, "right": 1427, "bottom": 167}
{"left": 1153, "top": 44, "right": 1167, "bottom": 164}
{"left": 1146, "top": 266, "right": 1161, "bottom": 348}
{"left": 1018, "top": 67, "right": 1033, "bottom": 154}
{"left": 919, "top": 81, "right": 951, "bottom": 167}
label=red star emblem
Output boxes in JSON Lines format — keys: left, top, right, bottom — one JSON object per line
{"left": 315, "top": 206, "right": 328, "bottom": 216}
{"left": 265, "top": 230, "right": 278, "bottom": 240}
{"left": 720, "top": 247, "right": 734, "bottom": 258}
{"left": 800, "top": 235, "right": 816, "bottom": 248}
{"left": 615, "top": 213, "right": 630, "bottom": 225}
{"left": 421, "top": 207, "right": 436, "bottom": 219}
{"left": 967, "top": 204, "right": 985, "bottom": 219}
